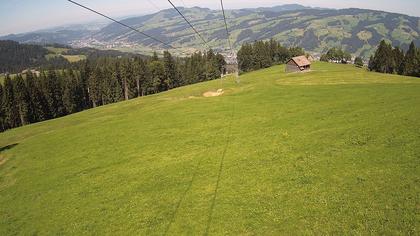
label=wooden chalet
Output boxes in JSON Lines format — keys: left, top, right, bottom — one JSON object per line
{"left": 285, "top": 56, "right": 311, "bottom": 73}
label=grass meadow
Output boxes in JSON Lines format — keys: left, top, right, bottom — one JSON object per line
{"left": 0, "top": 62, "right": 419, "bottom": 235}
{"left": 46, "top": 46, "right": 86, "bottom": 63}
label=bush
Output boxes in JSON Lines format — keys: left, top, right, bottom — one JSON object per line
{"left": 354, "top": 57, "right": 364, "bottom": 67}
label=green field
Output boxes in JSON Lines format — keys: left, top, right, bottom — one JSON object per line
{"left": 0, "top": 62, "right": 419, "bottom": 235}
{"left": 62, "top": 54, "right": 87, "bottom": 63}
{"left": 46, "top": 47, "right": 86, "bottom": 63}
{"left": 46, "top": 47, "right": 69, "bottom": 54}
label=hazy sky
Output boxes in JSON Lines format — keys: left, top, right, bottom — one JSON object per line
{"left": 1, "top": 0, "right": 419, "bottom": 36}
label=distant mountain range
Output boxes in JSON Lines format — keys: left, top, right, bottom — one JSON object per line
{"left": 2, "top": 4, "right": 419, "bottom": 57}
{"left": 0, "top": 20, "right": 107, "bottom": 46}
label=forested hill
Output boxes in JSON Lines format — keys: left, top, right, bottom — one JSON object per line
{"left": 0, "top": 40, "right": 69, "bottom": 74}
{"left": 92, "top": 7, "right": 420, "bottom": 57}
{"left": 0, "top": 47, "right": 228, "bottom": 132}
{"left": 2, "top": 5, "right": 419, "bottom": 57}
{"left": 0, "top": 40, "right": 142, "bottom": 74}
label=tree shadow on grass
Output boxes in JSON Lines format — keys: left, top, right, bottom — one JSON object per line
{"left": 0, "top": 143, "right": 18, "bottom": 153}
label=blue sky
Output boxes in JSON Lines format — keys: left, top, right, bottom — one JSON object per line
{"left": 1, "top": 0, "right": 419, "bottom": 36}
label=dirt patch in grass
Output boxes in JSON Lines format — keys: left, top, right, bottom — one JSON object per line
{"left": 0, "top": 143, "right": 18, "bottom": 166}
{"left": 0, "top": 155, "right": 6, "bottom": 166}
{"left": 203, "top": 89, "right": 224, "bottom": 97}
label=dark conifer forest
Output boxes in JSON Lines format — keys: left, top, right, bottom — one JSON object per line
{"left": 237, "top": 39, "right": 305, "bottom": 72}
{"left": 0, "top": 47, "right": 225, "bottom": 132}
{"left": 0, "top": 40, "right": 70, "bottom": 73}
{"left": 369, "top": 40, "right": 420, "bottom": 77}
{"left": 1, "top": 38, "right": 419, "bottom": 132}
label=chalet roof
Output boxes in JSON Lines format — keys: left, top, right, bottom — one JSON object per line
{"left": 289, "top": 56, "right": 311, "bottom": 67}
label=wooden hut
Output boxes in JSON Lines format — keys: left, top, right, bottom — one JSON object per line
{"left": 285, "top": 56, "right": 311, "bottom": 73}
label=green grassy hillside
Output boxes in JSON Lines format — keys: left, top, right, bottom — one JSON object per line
{"left": 1, "top": 62, "right": 419, "bottom": 235}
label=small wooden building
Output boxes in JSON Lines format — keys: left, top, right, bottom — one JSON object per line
{"left": 285, "top": 56, "right": 311, "bottom": 73}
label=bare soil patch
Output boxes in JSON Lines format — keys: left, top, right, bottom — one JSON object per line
{"left": 0, "top": 155, "right": 6, "bottom": 166}
{"left": 203, "top": 89, "right": 224, "bottom": 97}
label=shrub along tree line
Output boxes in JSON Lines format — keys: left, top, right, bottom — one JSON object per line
{"left": 320, "top": 48, "right": 352, "bottom": 64}
{"left": 354, "top": 57, "right": 364, "bottom": 67}
{"left": 369, "top": 40, "right": 420, "bottom": 77}
{"left": 0, "top": 50, "right": 225, "bottom": 132}
{"left": 237, "top": 39, "right": 305, "bottom": 72}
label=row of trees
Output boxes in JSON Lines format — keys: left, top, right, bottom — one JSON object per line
{"left": 0, "top": 50, "right": 225, "bottom": 132}
{"left": 320, "top": 48, "right": 365, "bottom": 67}
{"left": 320, "top": 48, "right": 352, "bottom": 64}
{"left": 237, "top": 39, "right": 305, "bottom": 72}
{"left": 369, "top": 40, "right": 420, "bottom": 77}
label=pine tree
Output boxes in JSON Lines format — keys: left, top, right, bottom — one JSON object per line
{"left": 109, "top": 72, "right": 123, "bottom": 103}
{"left": 370, "top": 40, "right": 394, "bottom": 73}
{"left": 0, "top": 83, "right": 5, "bottom": 131}
{"left": 185, "top": 52, "right": 206, "bottom": 83}
{"left": 238, "top": 43, "right": 254, "bottom": 72}
{"left": 88, "top": 67, "right": 102, "bottom": 108}
{"left": 392, "top": 47, "right": 405, "bottom": 74}
{"left": 289, "top": 47, "right": 305, "bottom": 58}
{"left": 268, "top": 39, "right": 279, "bottom": 63}
{"left": 44, "top": 70, "right": 66, "bottom": 118}
{"left": 14, "top": 75, "right": 31, "bottom": 125}
{"left": 152, "top": 51, "right": 159, "bottom": 61}
{"left": 253, "top": 41, "right": 272, "bottom": 70}
{"left": 276, "top": 45, "right": 290, "bottom": 63}
{"left": 197, "top": 52, "right": 206, "bottom": 82}
{"left": 204, "top": 49, "right": 221, "bottom": 81}
{"left": 73, "top": 71, "right": 87, "bottom": 112}
{"left": 25, "top": 72, "right": 48, "bottom": 122}
{"left": 110, "top": 62, "right": 124, "bottom": 101}
{"left": 100, "top": 66, "right": 113, "bottom": 105}
{"left": 417, "top": 47, "right": 420, "bottom": 77}
{"left": 133, "top": 58, "right": 149, "bottom": 96}
{"left": 3, "top": 76, "right": 20, "bottom": 129}
{"left": 120, "top": 59, "right": 133, "bottom": 100}
{"left": 214, "top": 53, "right": 226, "bottom": 76}
{"left": 149, "top": 60, "right": 165, "bottom": 93}
{"left": 62, "top": 70, "right": 80, "bottom": 113}
{"left": 142, "top": 60, "right": 154, "bottom": 95}
{"left": 354, "top": 57, "right": 364, "bottom": 67}
{"left": 163, "top": 51, "right": 180, "bottom": 89}
{"left": 368, "top": 55, "right": 375, "bottom": 71}
{"left": 401, "top": 42, "right": 419, "bottom": 76}
{"left": 80, "top": 61, "right": 92, "bottom": 109}
{"left": 343, "top": 51, "right": 352, "bottom": 64}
